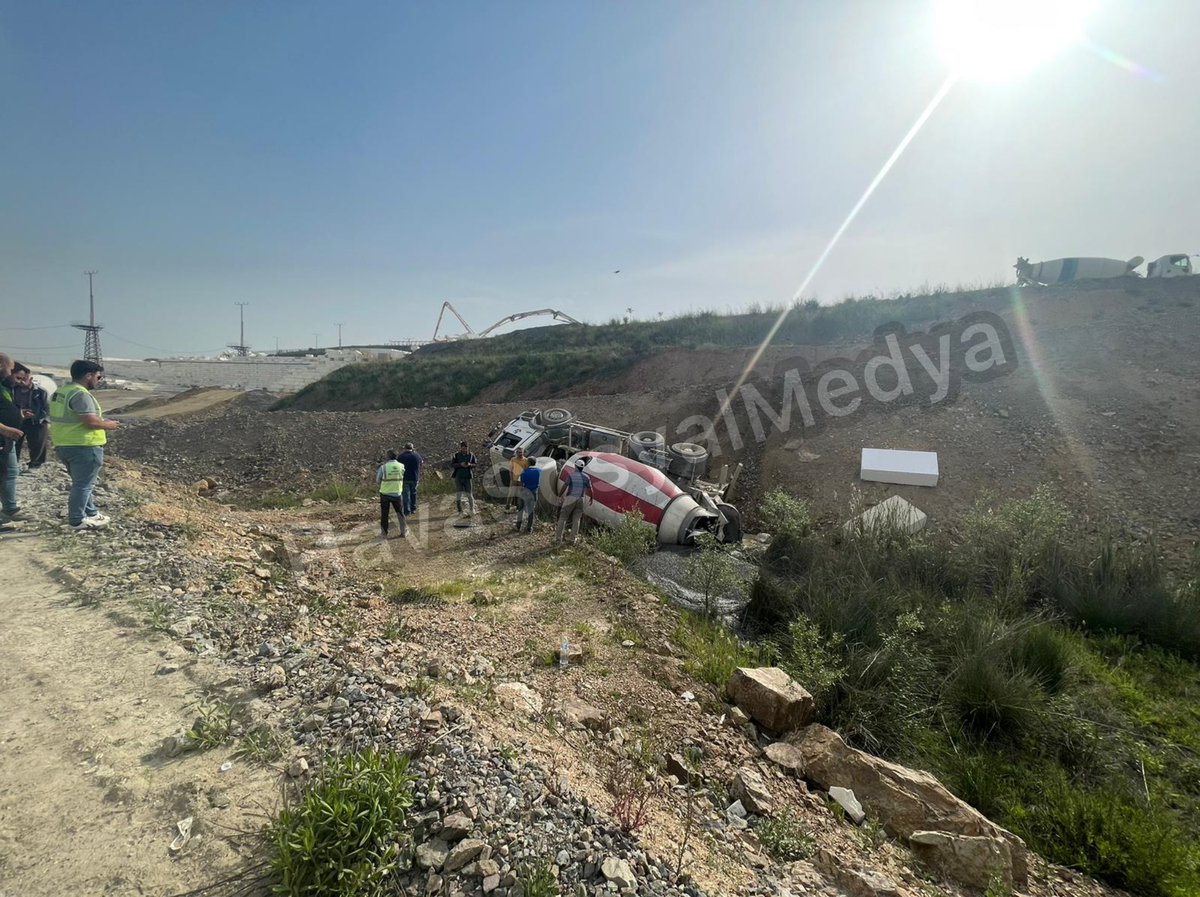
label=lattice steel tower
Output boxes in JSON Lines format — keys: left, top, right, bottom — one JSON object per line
{"left": 72, "top": 271, "right": 104, "bottom": 367}
{"left": 228, "top": 302, "right": 250, "bottom": 356}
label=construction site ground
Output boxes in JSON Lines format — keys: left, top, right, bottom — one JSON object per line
{"left": 114, "top": 279, "right": 1200, "bottom": 554}
{"left": 2, "top": 456, "right": 1125, "bottom": 897}
{"left": 4, "top": 278, "right": 1198, "bottom": 896}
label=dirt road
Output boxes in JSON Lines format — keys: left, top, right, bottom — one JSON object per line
{"left": 0, "top": 531, "right": 275, "bottom": 897}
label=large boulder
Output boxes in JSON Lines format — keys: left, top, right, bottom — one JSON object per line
{"left": 727, "top": 667, "right": 815, "bottom": 734}
{"left": 910, "top": 830, "right": 1014, "bottom": 891}
{"left": 794, "top": 725, "right": 1027, "bottom": 887}
{"left": 730, "top": 767, "right": 775, "bottom": 815}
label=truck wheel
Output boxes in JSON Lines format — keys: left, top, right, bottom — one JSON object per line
{"left": 627, "top": 431, "right": 665, "bottom": 458}
{"left": 535, "top": 408, "right": 575, "bottom": 428}
{"left": 716, "top": 503, "right": 742, "bottom": 544}
{"left": 668, "top": 442, "right": 709, "bottom": 478}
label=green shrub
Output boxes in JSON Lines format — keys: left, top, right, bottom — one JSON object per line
{"left": 674, "top": 612, "right": 769, "bottom": 695}
{"left": 1007, "top": 772, "right": 1200, "bottom": 897}
{"left": 310, "top": 478, "right": 372, "bottom": 503}
{"left": 590, "top": 509, "right": 657, "bottom": 567}
{"left": 758, "top": 489, "right": 812, "bottom": 537}
{"left": 775, "top": 616, "right": 844, "bottom": 705}
{"left": 824, "top": 612, "right": 934, "bottom": 757}
{"left": 269, "top": 749, "right": 414, "bottom": 897}
{"left": 755, "top": 807, "right": 814, "bottom": 861}
{"left": 942, "top": 610, "right": 1049, "bottom": 739}
{"left": 1015, "top": 623, "right": 1072, "bottom": 694}
{"left": 684, "top": 532, "right": 742, "bottom": 619}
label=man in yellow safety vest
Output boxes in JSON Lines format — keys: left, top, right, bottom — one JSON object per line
{"left": 49, "top": 360, "right": 119, "bottom": 532}
{"left": 375, "top": 449, "right": 408, "bottom": 540}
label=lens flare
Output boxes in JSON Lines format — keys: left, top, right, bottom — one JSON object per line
{"left": 935, "top": 0, "right": 1095, "bottom": 80}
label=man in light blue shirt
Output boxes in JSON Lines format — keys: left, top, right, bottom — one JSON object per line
{"left": 555, "top": 457, "right": 593, "bottom": 544}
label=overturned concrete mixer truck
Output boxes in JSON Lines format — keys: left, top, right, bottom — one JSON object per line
{"left": 485, "top": 408, "right": 743, "bottom": 545}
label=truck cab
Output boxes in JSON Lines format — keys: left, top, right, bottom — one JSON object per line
{"left": 1146, "top": 254, "right": 1193, "bottom": 278}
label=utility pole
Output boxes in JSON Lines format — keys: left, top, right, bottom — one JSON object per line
{"left": 72, "top": 271, "right": 105, "bottom": 368}
{"left": 335, "top": 322, "right": 344, "bottom": 348}
{"left": 313, "top": 333, "right": 319, "bottom": 349}
{"left": 229, "top": 302, "right": 250, "bottom": 356}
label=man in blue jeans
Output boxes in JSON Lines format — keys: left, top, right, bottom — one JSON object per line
{"left": 398, "top": 442, "right": 423, "bottom": 516}
{"left": 514, "top": 458, "right": 541, "bottom": 533}
{"left": 49, "top": 360, "right": 119, "bottom": 532}
{"left": 0, "top": 353, "right": 27, "bottom": 527}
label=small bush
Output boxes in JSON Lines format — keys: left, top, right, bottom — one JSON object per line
{"left": 825, "top": 613, "right": 934, "bottom": 757}
{"left": 776, "top": 616, "right": 844, "bottom": 705}
{"left": 516, "top": 859, "right": 559, "bottom": 897}
{"left": 759, "top": 489, "right": 811, "bottom": 537}
{"left": 605, "top": 750, "right": 660, "bottom": 834}
{"left": 590, "top": 509, "right": 657, "bottom": 567}
{"left": 674, "top": 612, "right": 769, "bottom": 695}
{"left": 944, "top": 611, "right": 1044, "bottom": 739}
{"left": 684, "top": 532, "right": 742, "bottom": 619}
{"left": 310, "top": 479, "right": 372, "bottom": 503}
{"left": 186, "top": 699, "right": 238, "bottom": 751}
{"left": 756, "top": 807, "right": 814, "bottom": 861}
{"left": 269, "top": 749, "right": 414, "bottom": 897}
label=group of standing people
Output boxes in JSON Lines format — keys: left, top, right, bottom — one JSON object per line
{"left": 0, "top": 355, "right": 117, "bottom": 533}
{"left": 375, "top": 442, "right": 423, "bottom": 538}
{"left": 371, "top": 437, "right": 592, "bottom": 544}
{"left": 373, "top": 439, "right": 481, "bottom": 539}
{"left": 505, "top": 447, "right": 595, "bottom": 542}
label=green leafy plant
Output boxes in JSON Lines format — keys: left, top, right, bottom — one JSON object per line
{"left": 269, "top": 749, "right": 415, "bottom": 897}
{"left": 186, "top": 699, "right": 238, "bottom": 751}
{"left": 139, "top": 595, "right": 174, "bottom": 633}
{"left": 590, "top": 509, "right": 657, "bottom": 567}
{"left": 309, "top": 478, "right": 372, "bottom": 503}
{"left": 674, "top": 612, "right": 769, "bottom": 695}
{"left": 234, "top": 725, "right": 285, "bottom": 764}
{"left": 756, "top": 807, "right": 814, "bottom": 861}
{"left": 516, "top": 859, "right": 559, "bottom": 897}
{"left": 684, "top": 532, "right": 742, "bottom": 619}
{"left": 382, "top": 611, "right": 408, "bottom": 641}
{"left": 759, "top": 489, "right": 812, "bottom": 537}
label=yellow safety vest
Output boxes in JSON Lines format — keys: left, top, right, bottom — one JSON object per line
{"left": 49, "top": 383, "right": 106, "bottom": 447}
{"left": 379, "top": 460, "right": 404, "bottom": 495}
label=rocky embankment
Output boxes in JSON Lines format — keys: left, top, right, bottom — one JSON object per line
{"left": 3, "top": 459, "right": 1129, "bottom": 897}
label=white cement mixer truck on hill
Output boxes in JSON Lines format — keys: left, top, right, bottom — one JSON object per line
{"left": 1014, "top": 253, "right": 1194, "bottom": 286}
{"left": 485, "top": 408, "right": 743, "bottom": 546}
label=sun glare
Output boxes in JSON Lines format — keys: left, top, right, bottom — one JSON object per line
{"left": 935, "top": 0, "right": 1095, "bottom": 80}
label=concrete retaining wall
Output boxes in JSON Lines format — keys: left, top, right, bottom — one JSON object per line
{"left": 103, "top": 356, "right": 354, "bottom": 392}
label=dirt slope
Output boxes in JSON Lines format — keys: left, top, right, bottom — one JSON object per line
{"left": 111, "top": 279, "right": 1200, "bottom": 553}
{"left": 0, "top": 533, "right": 277, "bottom": 897}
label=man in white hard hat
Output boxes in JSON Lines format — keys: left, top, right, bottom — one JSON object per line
{"left": 555, "top": 457, "right": 594, "bottom": 545}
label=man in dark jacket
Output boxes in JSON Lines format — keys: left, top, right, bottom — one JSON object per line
{"left": 0, "top": 353, "right": 26, "bottom": 525}
{"left": 451, "top": 440, "right": 476, "bottom": 516}
{"left": 397, "top": 442, "right": 423, "bottom": 516}
{"left": 12, "top": 363, "right": 50, "bottom": 469}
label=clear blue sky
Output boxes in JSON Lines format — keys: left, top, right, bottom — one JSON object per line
{"left": 1, "top": 1, "right": 1195, "bottom": 362}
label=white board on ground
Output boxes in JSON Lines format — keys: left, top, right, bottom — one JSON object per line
{"left": 860, "top": 448, "right": 939, "bottom": 487}
{"left": 844, "top": 495, "right": 928, "bottom": 536}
